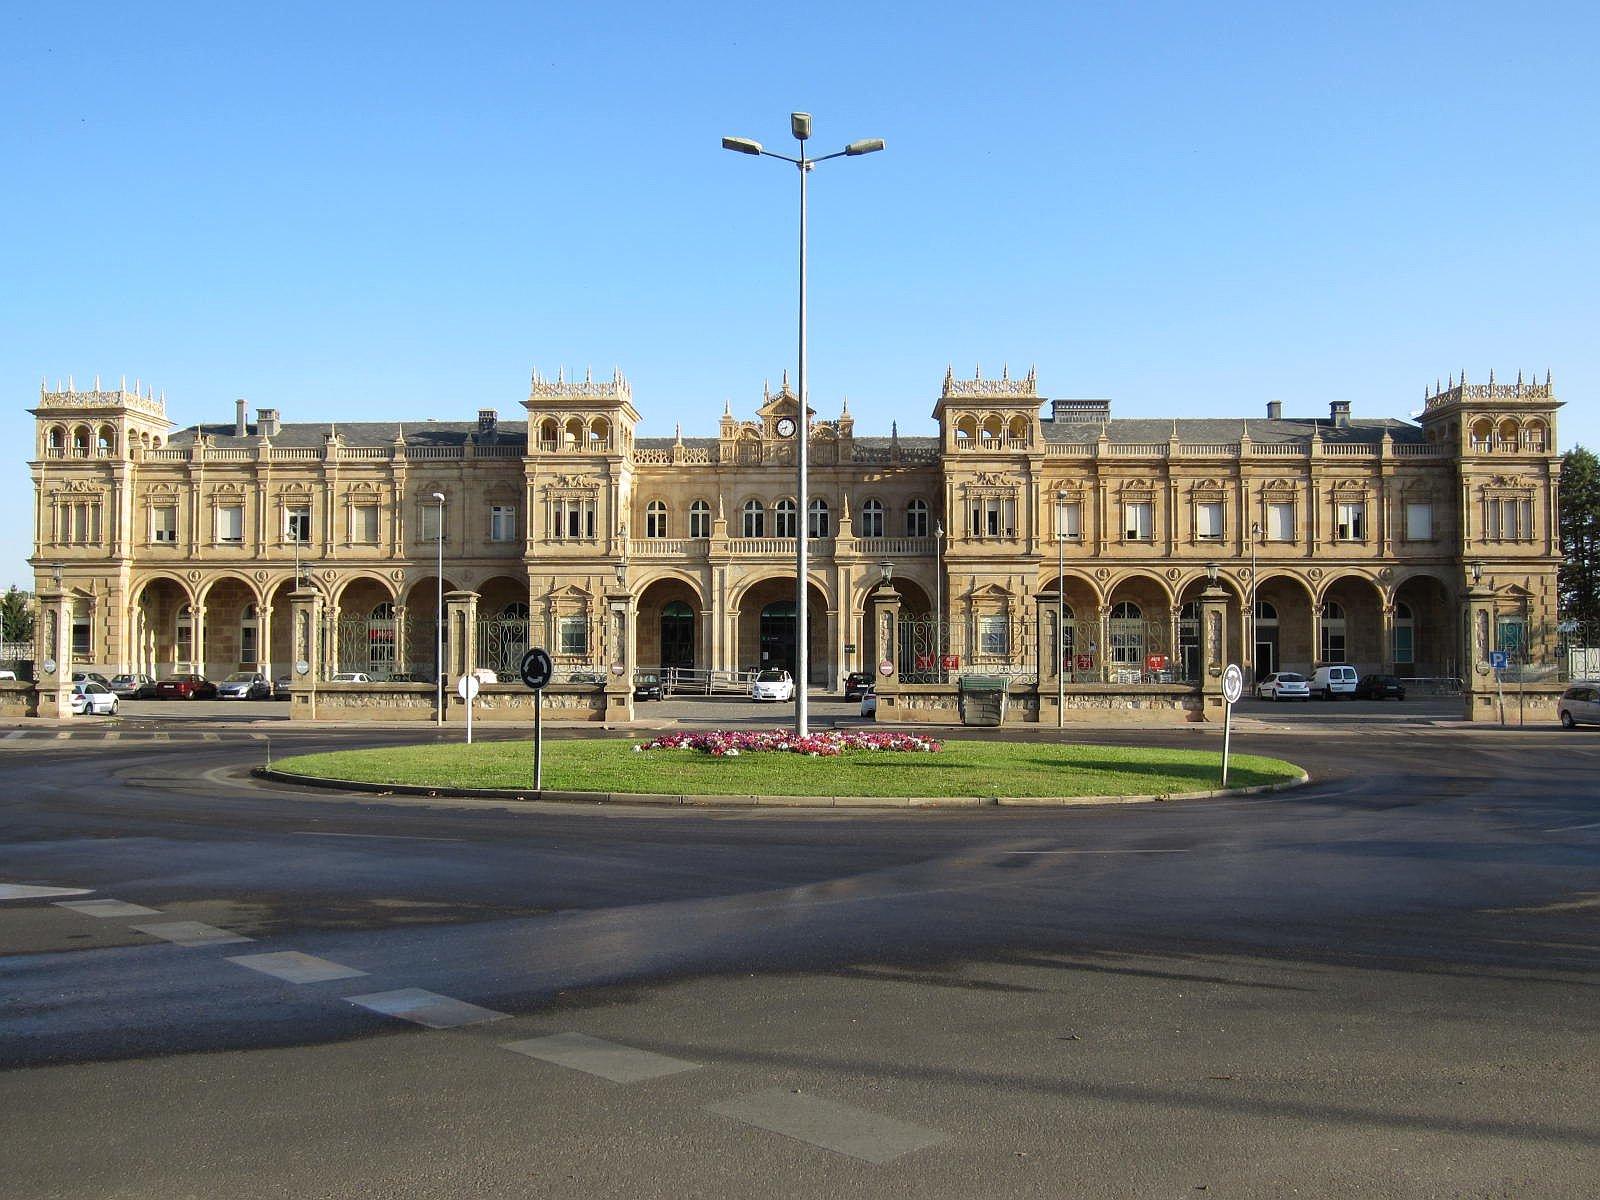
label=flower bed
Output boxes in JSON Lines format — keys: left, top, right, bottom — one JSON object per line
{"left": 637, "top": 728, "right": 943, "bottom": 757}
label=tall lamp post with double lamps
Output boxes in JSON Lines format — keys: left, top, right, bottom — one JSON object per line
{"left": 432, "top": 491, "right": 445, "bottom": 727}
{"left": 1248, "top": 520, "right": 1261, "bottom": 686}
{"left": 722, "top": 113, "right": 884, "bottom": 738}
{"left": 1055, "top": 490, "right": 1068, "bottom": 728}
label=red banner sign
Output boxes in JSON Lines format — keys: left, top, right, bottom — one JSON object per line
{"left": 1146, "top": 654, "right": 1168, "bottom": 672}
{"left": 941, "top": 654, "right": 960, "bottom": 670}
{"left": 1075, "top": 653, "right": 1093, "bottom": 672}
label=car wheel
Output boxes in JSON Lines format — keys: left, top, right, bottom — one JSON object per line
{"left": 1561, "top": 710, "right": 1576, "bottom": 728}
{"left": 108, "top": 700, "right": 118, "bottom": 715}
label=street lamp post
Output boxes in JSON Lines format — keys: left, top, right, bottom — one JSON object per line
{"left": 933, "top": 519, "right": 944, "bottom": 672}
{"left": 1248, "top": 520, "right": 1261, "bottom": 685}
{"left": 432, "top": 491, "right": 445, "bottom": 728}
{"left": 1056, "top": 490, "right": 1067, "bottom": 729}
{"left": 723, "top": 113, "right": 884, "bottom": 737}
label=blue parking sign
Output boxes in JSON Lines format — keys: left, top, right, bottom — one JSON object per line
{"left": 1489, "top": 651, "right": 1509, "bottom": 670}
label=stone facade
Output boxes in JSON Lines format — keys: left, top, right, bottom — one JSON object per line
{"left": 27, "top": 366, "right": 1563, "bottom": 695}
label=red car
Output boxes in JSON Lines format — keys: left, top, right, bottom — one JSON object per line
{"left": 155, "top": 674, "right": 218, "bottom": 700}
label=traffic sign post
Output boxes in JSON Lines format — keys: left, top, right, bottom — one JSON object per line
{"left": 519, "top": 648, "right": 554, "bottom": 792}
{"left": 1489, "top": 650, "right": 1509, "bottom": 726}
{"left": 456, "top": 672, "right": 481, "bottom": 744}
{"left": 1220, "top": 663, "right": 1244, "bottom": 787}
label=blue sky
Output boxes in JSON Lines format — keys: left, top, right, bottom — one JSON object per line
{"left": 4, "top": 1, "right": 1596, "bottom": 587}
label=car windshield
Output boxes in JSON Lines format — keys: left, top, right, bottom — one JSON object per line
{"left": 1277, "top": 674, "right": 1304, "bottom": 682}
{"left": 224, "top": 673, "right": 255, "bottom": 682}
{"left": 757, "top": 670, "right": 786, "bottom": 682}
{"left": 635, "top": 673, "right": 657, "bottom": 683}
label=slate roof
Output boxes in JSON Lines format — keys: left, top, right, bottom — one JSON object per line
{"left": 1041, "top": 416, "right": 1423, "bottom": 445}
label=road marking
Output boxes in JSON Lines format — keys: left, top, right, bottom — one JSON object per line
{"left": 501, "top": 1033, "right": 701, "bottom": 1083}
{"left": 250, "top": 733, "right": 268, "bottom": 741}
{"left": 707, "top": 1087, "right": 945, "bottom": 1164}
{"left": 1005, "top": 849, "right": 1190, "bottom": 855}
{"left": 227, "top": 951, "right": 368, "bottom": 983}
{"left": 344, "top": 988, "right": 508, "bottom": 1029}
{"left": 1544, "top": 820, "right": 1600, "bottom": 833}
{"left": 55, "top": 898, "right": 162, "bottom": 918}
{"left": 55, "top": 732, "right": 73, "bottom": 740}
{"left": 129, "top": 920, "right": 253, "bottom": 947}
{"left": 0, "top": 884, "right": 96, "bottom": 901}
{"left": 152, "top": 733, "right": 171, "bottom": 742}
{"left": 202, "top": 733, "right": 221, "bottom": 742}
{"left": 103, "top": 731, "right": 121, "bottom": 742}
{"left": 290, "top": 831, "right": 465, "bottom": 843}
{"left": 3, "top": 731, "right": 24, "bottom": 740}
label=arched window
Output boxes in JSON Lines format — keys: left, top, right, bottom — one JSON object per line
{"left": 860, "top": 498, "right": 885, "bottom": 539}
{"left": 774, "top": 498, "right": 797, "bottom": 538}
{"left": 980, "top": 416, "right": 1003, "bottom": 447}
{"left": 954, "top": 416, "right": 977, "bottom": 448}
{"left": 72, "top": 426, "right": 91, "bottom": 455}
{"left": 906, "top": 498, "right": 929, "bottom": 538}
{"left": 645, "top": 500, "right": 668, "bottom": 539}
{"left": 47, "top": 426, "right": 65, "bottom": 452}
{"left": 1254, "top": 600, "right": 1278, "bottom": 622}
{"left": 1006, "top": 415, "right": 1028, "bottom": 445}
{"left": 151, "top": 436, "right": 162, "bottom": 449}
{"left": 1524, "top": 421, "right": 1547, "bottom": 452}
{"left": 96, "top": 426, "right": 115, "bottom": 454}
{"left": 1393, "top": 600, "right": 1414, "bottom": 666}
{"left": 1496, "top": 418, "right": 1519, "bottom": 452}
{"left": 176, "top": 605, "right": 194, "bottom": 668}
{"left": 1470, "top": 418, "right": 1493, "bottom": 452}
{"left": 808, "top": 498, "right": 830, "bottom": 539}
{"left": 1109, "top": 601, "right": 1144, "bottom": 666}
{"left": 240, "top": 603, "right": 259, "bottom": 666}
{"left": 1319, "top": 600, "right": 1346, "bottom": 663}
{"left": 689, "top": 499, "right": 711, "bottom": 539}
{"left": 588, "top": 418, "right": 610, "bottom": 450}
{"left": 563, "top": 418, "right": 583, "bottom": 450}
{"left": 372, "top": 602, "right": 396, "bottom": 620}
{"left": 539, "top": 418, "right": 559, "bottom": 450}
{"left": 741, "top": 499, "right": 765, "bottom": 538}
{"left": 499, "top": 602, "right": 530, "bottom": 621}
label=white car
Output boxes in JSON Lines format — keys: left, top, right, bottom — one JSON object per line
{"left": 1311, "top": 664, "right": 1359, "bottom": 700}
{"left": 71, "top": 681, "right": 118, "bottom": 715}
{"left": 329, "top": 672, "right": 373, "bottom": 684}
{"left": 860, "top": 688, "right": 878, "bottom": 718}
{"left": 1255, "top": 671, "right": 1311, "bottom": 701}
{"left": 750, "top": 668, "right": 796, "bottom": 702}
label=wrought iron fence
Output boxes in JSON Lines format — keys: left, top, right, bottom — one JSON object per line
{"left": 335, "top": 617, "right": 398, "bottom": 679}
{"left": 477, "top": 618, "right": 529, "bottom": 681}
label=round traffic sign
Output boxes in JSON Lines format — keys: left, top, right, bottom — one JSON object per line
{"left": 1221, "top": 663, "right": 1244, "bottom": 705}
{"left": 294, "top": 659, "right": 310, "bottom": 676}
{"left": 519, "top": 647, "right": 553, "bottom": 691}
{"left": 878, "top": 658, "right": 895, "bottom": 677}
{"left": 456, "top": 673, "right": 481, "bottom": 701}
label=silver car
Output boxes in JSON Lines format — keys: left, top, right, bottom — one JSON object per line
{"left": 1255, "top": 671, "right": 1311, "bottom": 701}
{"left": 1559, "top": 684, "right": 1600, "bottom": 729}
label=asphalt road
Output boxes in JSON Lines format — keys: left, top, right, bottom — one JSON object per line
{"left": 2, "top": 719, "right": 1597, "bottom": 1198}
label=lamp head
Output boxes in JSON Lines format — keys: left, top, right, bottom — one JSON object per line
{"left": 790, "top": 112, "right": 812, "bottom": 141}
{"left": 721, "top": 136, "right": 762, "bottom": 156}
{"left": 844, "top": 138, "right": 885, "bottom": 156}
{"left": 431, "top": 491, "right": 445, "bottom": 503}
{"left": 1250, "top": 521, "right": 1262, "bottom": 537}
{"left": 614, "top": 563, "right": 627, "bottom": 588}
{"left": 1470, "top": 560, "right": 1484, "bottom": 585}
{"left": 880, "top": 559, "right": 894, "bottom": 583}
{"left": 52, "top": 563, "right": 63, "bottom": 587}
{"left": 1205, "top": 561, "right": 1220, "bottom": 585}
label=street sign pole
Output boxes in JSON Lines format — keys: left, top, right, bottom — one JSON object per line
{"left": 518, "top": 647, "right": 554, "bottom": 795}
{"left": 1220, "top": 663, "right": 1244, "bottom": 788}
{"left": 533, "top": 690, "right": 543, "bottom": 792}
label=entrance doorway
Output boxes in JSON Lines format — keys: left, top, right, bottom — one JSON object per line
{"left": 759, "top": 600, "right": 797, "bottom": 675}
{"left": 660, "top": 600, "right": 695, "bottom": 671}
{"left": 1255, "top": 600, "right": 1279, "bottom": 675}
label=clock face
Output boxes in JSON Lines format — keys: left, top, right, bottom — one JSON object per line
{"left": 776, "top": 417, "right": 797, "bottom": 438}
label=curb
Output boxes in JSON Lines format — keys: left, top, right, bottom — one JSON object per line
{"left": 250, "top": 767, "right": 1311, "bottom": 810}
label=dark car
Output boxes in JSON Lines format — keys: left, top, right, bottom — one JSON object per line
{"left": 633, "top": 671, "right": 663, "bottom": 701}
{"left": 108, "top": 673, "right": 157, "bottom": 699}
{"left": 155, "top": 674, "right": 218, "bottom": 700}
{"left": 844, "top": 671, "right": 872, "bottom": 701}
{"left": 1355, "top": 674, "right": 1406, "bottom": 701}
{"left": 274, "top": 676, "right": 292, "bottom": 700}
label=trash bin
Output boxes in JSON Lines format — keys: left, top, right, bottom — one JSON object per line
{"left": 958, "top": 675, "right": 1008, "bottom": 726}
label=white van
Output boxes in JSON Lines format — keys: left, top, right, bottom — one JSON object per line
{"left": 1310, "top": 665, "right": 1359, "bottom": 699}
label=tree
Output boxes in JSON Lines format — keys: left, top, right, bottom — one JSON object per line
{"left": 1559, "top": 446, "right": 1600, "bottom": 644}
{"left": 0, "top": 586, "right": 32, "bottom": 643}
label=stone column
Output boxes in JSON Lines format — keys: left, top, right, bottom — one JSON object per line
{"left": 1309, "top": 599, "right": 1323, "bottom": 671}
{"left": 257, "top": 600, "right": 273, "bottom": 681}
{"left": 1097, "top": 603, "right": 1111, "bottom": 684}
{"left": 443, "top": 590, "right": 480, "bottom": 717}
{"left": 1035, "top": 589, "right": 1061, "bottom": 724}
{"left": 867, "top": 580, "right": 903, "bottom": 721}
{"left": 323, "top": 603, "right": 341, "bottom": 677}
{"left": 1198, "top": 582, "right": 1230, "bottom": 720}
{"left": 1380, "top": 602, "right": 1396, "bottom": 674}
{"left": 192, "top": 604, "right": 207, "bottom": 676}
{"left": 34, "top": 587, "right": 73, "bottom": 719}
{"left": 288, "top": 587, "right": 323, "bottom": 720}
{"left": 392, "top": 604, "right": 408, "bottom": 679}
{"left": 603, "top": 587, "right": 635, "bottom": 723}
{"left": 1463, "top": 582, "right": 1497, "bottom": 721}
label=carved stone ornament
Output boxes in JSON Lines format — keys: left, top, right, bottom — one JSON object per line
{"left": 1379, "top": 566, "right": 1394, "bottom": 580}
{"left": 390, "top": 569, "right": 405, "bottom": 581}
{"left": 186, "top": 570, "right": 202, "bottom": 582}
{"left": 1166, "top": 567, "right": 1182, "bottom": 581}
{"left": 1308, "top": 567, "right": 1323, "bottom": 582}
{"left": 1095, "top": 567, "right": 1111, "bottom": 581}
{"left": 253, "top": 570, "right": 268, "bottom": 583}
{"left": 320, "top": 569, "right": 338, "bottom": 583}
{"left": 972, "top": 471, "right": 1019, "bottom": 487}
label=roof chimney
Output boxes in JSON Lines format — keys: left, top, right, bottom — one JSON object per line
{"left": 1266, "top": 400, "right": 1282, "bottom": 420}
{"left": 234, "top": 398, "right": 248, "bottom": 437}
{"left": 257, "top": 407, "right": 279, "bottom": 438}
{"left": 478, "top": 409, "right": 498, "bottom": 435}
{"left": 1330, "top": 400, "right": 1351, "bottom": 429}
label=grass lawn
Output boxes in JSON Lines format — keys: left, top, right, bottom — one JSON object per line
{"left": 273, "top": 738, "right": 1304, "bottom": 799}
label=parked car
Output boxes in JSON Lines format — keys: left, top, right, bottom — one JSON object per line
{"left": 843, "top": 671, "right": 872, "bottom": 701}
{"left": 155, "top": 674, "right": 217, "bottom": 700}
{"left": 1310, "top": 665, "right": 1359, "bottom": 700}
{"left": 0, "top": 669, "right": 19, "bottom": 681}
{"left": 860, "top": 685, "right": 878, "bottom": 718}
{"left": 329, "top": 672, "right": 373, "bottom": 684}
{"left": 109, "top": 673, "right": 157, "bottom": 699}
{"left": 274, "top": 675, "right": 292, "bottom": 699}
{"left": 633, "top": 670, "right": 663, "bottom": 701}
{"left": 1355, "top": 674, "right": 1407, "bottom": 701}
{"left": 567, "top": 670, "right": 605, "bottom": 685}
{"left": 1559, "top": 684, "right": 1600, "bottom": 729}
{"left": 750, "top": 668, "right": 796, "bottom": 702}
{"left": 70, "top": 681, "right": 118, "bottom": 715}
{"left": 217, "top": 671, "right": 273, "bottom": 700}
{"left": 1255, "top": 671, "right": 1311, "bottom": 701}
{"left": 72, "top": 671, "right": 111, "bottom": 687}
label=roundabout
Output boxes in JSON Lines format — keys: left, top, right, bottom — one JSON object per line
{"left": 267, "top": 732, "right": 1307, "bottom": 806}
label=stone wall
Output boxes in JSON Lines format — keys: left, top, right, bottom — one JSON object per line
{"left": 1464, "top": 684, "right": 1566, "bottom": 725}
{"left": 878, "top": 683, "right": 1202, "bottom": 725}
{"left": 294, "top": 681, "right": 605, "bottom": 722}
{"left": 0, "top": 681, "right": 36, "bottom": 718}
